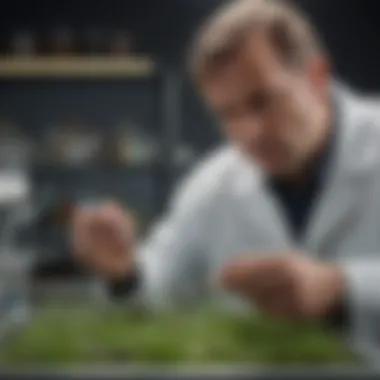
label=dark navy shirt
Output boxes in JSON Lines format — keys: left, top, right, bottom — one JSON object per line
{"left": 267, "top": 128, "right": 336, "bottom": 242}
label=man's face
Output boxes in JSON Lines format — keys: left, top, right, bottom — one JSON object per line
{"left": 200, "top": 33, "right": 330, "bottom": 177}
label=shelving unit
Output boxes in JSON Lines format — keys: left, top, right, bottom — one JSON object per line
{"left": 0, "top": 56, "right": 155, "bottom": 79}
{"left": 0, "top": 55, "right": 181, "bottom": 260}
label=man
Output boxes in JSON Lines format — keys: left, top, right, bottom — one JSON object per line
{"left": 72, "top": 0, "right": 380, "bottom": 360}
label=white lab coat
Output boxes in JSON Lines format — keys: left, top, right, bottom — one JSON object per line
{"left": 136, "top": 84, "right": 380, "bottom": 361}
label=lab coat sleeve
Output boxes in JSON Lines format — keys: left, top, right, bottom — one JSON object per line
{"left": 339, "top": 258, "right": 380, "bottom": 359}
{"left": 133, "top": 168, "right": 220, "bottom": 310}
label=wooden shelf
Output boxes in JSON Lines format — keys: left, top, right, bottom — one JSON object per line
{"left": 31, "top": 163, "right": 162, "bottom": 173}
{"left": 0, "top": 56, "right": 156, "bottom": 79}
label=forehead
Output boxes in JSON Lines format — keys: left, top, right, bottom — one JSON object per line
{"left": 201, "top": 33, "right": 289, "bottom": 108}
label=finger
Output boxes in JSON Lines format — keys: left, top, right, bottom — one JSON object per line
{"left": 71, "top": 207, "right": 98, "bottom": 238}
{"left": 89, "top": 208, "right": 131, "bottom": 239}
{"left": 220, "top": 257, "right": 262, "bottom": 288}
{"left": 71, "top": 208, "right": 108, "bottom": 260}
{"left": 258, "top": 295, "right": 292, "bottom": 319}
{"left": 220, "top": 257, "right": 288, "bottom": 294}
{"left": 254, "top": 279, "right": 295, "bottom": 314}
{"left": 102, "top": 201, "right": 126, "bottom": 217}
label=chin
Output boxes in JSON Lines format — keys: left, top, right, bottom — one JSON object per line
{"left": 246, "top": 151, "right": 295, "bottom": 177}
{"left": 257, "top": 159, "right": 285, "bottom": 174}
{"left": 259, "top": 160, "right": 296, "bottom": 178}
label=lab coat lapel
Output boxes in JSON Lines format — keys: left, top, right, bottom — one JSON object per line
{"left": 303, "top": 87, "right": 377, "bottom": 256}
{"left": 303, "top": 173, "right": 364, "bottom": 256}
{"left": 234, "top": 154, "right": 293, "bottom": 247}
{"left": 253, "top": 181, "right": 294, "bottom": 245}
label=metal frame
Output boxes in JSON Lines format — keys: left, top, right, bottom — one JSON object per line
{"left": 0, "top": 367, "right": 378, "bottom": 380}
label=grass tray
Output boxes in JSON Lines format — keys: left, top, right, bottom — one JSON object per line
{"left": 0, "top": 306, "right": 359, "bottom": 366}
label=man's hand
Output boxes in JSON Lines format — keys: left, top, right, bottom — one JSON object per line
{"left": 220, "top": 254, "right": 345, "bottom": 321}
{"left": 71, "top": 201, "right": 136, "bottom": 281}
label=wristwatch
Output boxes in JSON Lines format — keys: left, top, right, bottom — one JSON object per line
{"left": 324, "top": 293, "right": 350, "bottom": 332}
{"left": 108, "top": 266, "right": 141, "bottom": 298}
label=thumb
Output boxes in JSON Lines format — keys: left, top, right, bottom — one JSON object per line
{"left": 220, "top": 258, "right": 257, "bottom": 291}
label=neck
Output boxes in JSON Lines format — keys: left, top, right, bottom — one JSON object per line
{"left": 278, "top": 101, "right": 333, "bottom": 185}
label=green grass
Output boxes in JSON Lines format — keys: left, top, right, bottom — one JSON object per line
{"left": 0, "top": 306, "right": 359, "bottom": 366}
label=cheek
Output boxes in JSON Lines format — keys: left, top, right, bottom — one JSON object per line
{"left": 264, "top": 105, "right": 296, "bottom": 141}
{"left": 277, "top": 97, "right": 307, "bottom": 138}
{"left": 223, "top": 117, "right": 257, "bottom": 143}
{"left": 293, "top": 87, "right": 318, "bottom": 120}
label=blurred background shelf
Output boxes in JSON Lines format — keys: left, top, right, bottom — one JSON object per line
{"left": 0, "top": 56, "right": 156, "bottom": 79}
{"left": 31, "top": 163, "right": 164, "bottom": 173}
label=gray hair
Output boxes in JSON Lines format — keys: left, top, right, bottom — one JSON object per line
{"left": 188, "top": 0, "right": 326, "bottom": 81}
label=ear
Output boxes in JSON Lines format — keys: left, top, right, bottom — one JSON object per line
{"left": 308, "top": 57, "right": 331, "bottom": 94}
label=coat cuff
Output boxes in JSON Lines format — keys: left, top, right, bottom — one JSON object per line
{"left": 342, "top": 259, "right": 380, "bottom": 315}
{"left": 339, "top": 259, "right": 380, "bottom": 346}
